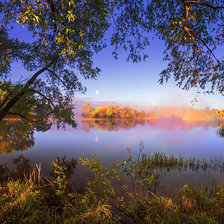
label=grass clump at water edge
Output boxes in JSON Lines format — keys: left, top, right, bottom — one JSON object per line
{"left": 0, "top": 153, "right": 224, "bottom": 223}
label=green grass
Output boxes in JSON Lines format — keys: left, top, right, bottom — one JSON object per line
{"left": 1, "top": 153, "right": 224, "bottom": 223}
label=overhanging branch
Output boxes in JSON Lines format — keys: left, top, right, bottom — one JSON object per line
{"left": 27, "top": 89, "right": 56, "bottom": 109}
{"left": 0, "top": 56, "right": 58, "bottom": 121}
{"left": 182, "top": 0, "right": 219, "bottom": 67}
{"left": 7, "top": 111, "right": 29, "bottom": 121}
{"left": 47, "top": 69, "right": 70, "bottom": 90}
{"left": 186, "top": 1, "right": 224, "bottom": 10}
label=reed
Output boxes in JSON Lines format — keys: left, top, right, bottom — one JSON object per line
{"left": 135, "top": 153, "right": 224, "bottom": 173}
{"left": 1, "top": 153, "right": 224, "bottom": 223}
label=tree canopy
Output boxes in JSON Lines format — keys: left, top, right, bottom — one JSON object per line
{"left": 0, "top": 0, "right": 223, "bottom": 126}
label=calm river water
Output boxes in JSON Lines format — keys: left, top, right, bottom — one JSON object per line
{"left": 1, "top": 118, "right": 224, "bottom": 195}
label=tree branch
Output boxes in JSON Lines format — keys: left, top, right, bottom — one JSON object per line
{"left": 7, "top": 111, "right": 29, "bottom": 121}
{"left": 191, "top": 30, "right": 220, "bottom": 66}
{"left": 7, "top": 111, "right": 37, "bottom": 125}
{"left": 182, "top": 0, "right": 221, "bottom": 69}
{"left": 7, "top": 110, "right": 54, "bottom": 125}
{"left": 47, "top": 69, "right": 70, "bottom": 90}
{"left": 183, "top": 0, "right": 206, "bottom": 65}
{"left": 0, "top": 90, "right": 13, "bottom": 110}
{"left": 185, "top": 1, "right": 224, "bottom": 10}
{"left": 0, "top": 56, "right": 58, "bottom": 121}
{"left": 27, "top": 89, "right": 56, "bottom": 109}
{"left": 184, "top": 26, "right": 206, "bottom": 64}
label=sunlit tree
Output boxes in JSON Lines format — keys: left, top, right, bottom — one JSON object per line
{"left": 81, "top": 104, "right": 94, "bottom": 118}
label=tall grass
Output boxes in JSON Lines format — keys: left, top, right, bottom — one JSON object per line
{"left": 136, "top": 153, "right": 224, "bottom": 173}
{"left": 1, "top": 153, "right": 224, "bottom": 223}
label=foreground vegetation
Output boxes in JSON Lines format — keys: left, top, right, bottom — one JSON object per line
{"left": 1, "top": 153, "right": 224, "bottom": 223}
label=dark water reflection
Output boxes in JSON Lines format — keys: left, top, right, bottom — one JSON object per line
{"left": 0, "top": 121, "right": 35, "bottom": 154}
{"left": 1, "top": 118, "right": 224, "bottom": 196}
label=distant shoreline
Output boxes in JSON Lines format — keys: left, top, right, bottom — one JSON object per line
{"left": 2, "top": 117, "right": 223, "bottom": 123}
{"left": 78, "top": 117, "right": 222, "bottom": 122}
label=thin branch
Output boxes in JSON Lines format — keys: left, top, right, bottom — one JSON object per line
{"left": 47, "top": 69, "right": 70, "bottom": 90}
{"left": 191, "top": 30, "right": 220, "bottom": 66}
{"left": 183, "top": 0, "right": 221, "bottom": 69}
{"left": 183, "top": 0, "right": 206, "bottom": 65}
{"left": 7, "top": 111, "right": 33, "bottom": 123}
{"left": 0, "top": 56, "right": 58, "bottom": 121}
{"left": 184, "top": 26, "right": 206, "bottom": 64}
{"left": 27, "top": 89, "right": 56, "bottom": 109}
{"left": 7, "top": 111, "right": 48, "bottom": 125}
{"left": 186, "top": 1, "right": 224, "bottom": 10}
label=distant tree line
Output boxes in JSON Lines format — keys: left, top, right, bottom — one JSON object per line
{"left": 81, "top": 104, "right": 146, "bottom": 119}
{"left": 82, "top": 104, "right": 224, "bottom": 120}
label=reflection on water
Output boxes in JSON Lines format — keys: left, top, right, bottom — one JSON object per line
{"left": 216, "top": 120, "right": 224, "bottom": 137}
{"left": 0, "top": 154, "right": 32, "bottom": 183}
{"left": 81, "top": 119, "right": 146, "bottom": 132}
{"left": 0, "top": 121, "right": 35, "bottom": 154}
{"left": 81, "top": 118, "right": 220, "bottom": 132}
{"left": 1, "top": 118, "right": 224, "bottom": 195}
{"left": 0, "top": 120, "right": 52, "bottom": 154}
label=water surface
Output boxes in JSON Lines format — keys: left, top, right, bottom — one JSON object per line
{"left": 1, "top": 118, "right": 224, "bottom": 195}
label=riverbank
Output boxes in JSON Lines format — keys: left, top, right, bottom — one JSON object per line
{"left": 1, "top": 153, "right": 224, "bottom": 223}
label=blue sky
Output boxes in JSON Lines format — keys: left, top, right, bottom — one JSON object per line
{"left": 76, "top": 37, "right": 224, "bottom": 110}
{"left": 8, "top": 23, "right": 224, "bottom": 110}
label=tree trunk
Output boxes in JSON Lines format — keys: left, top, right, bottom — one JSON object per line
{"left": 0, "top": 58, "right": 57, "bottom": 121}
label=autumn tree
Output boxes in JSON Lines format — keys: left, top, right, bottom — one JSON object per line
{"left": 215, "top": 109, "right": 224, "bottom": 119}
{"left": 82, "top": 105, "right": 147, "bottom": 119}
{"left": 81, "top": 104, "right": 93, "bottom": 118}
{"left": 137, "top": 110, "right": 146, "bottom": 119}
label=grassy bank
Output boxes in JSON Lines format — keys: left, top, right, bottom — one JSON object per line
{"left": 1, "top": 154, "right": 224, "bottom": 223}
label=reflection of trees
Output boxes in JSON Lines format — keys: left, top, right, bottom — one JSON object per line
{"left": 82, "top": 118, "right": 220, "bottom": 132}
{"left": 216, "top": 121, "right": 224, "bottom": 138}
{"left": 0, "top": 120, "right": 52, "bottom": 154}
{"left": 81, "top": 119, "right": 146, "bottom": 132}
{"left": 89, "top": 120, "right": 119, "bottom": 131}
{"left": 0, "top": 121, "right": 35, "bottom": 154}
{"left": 0, "top": 154, "right": 32, "bottom": 183}
{"left": 217, "top": 127, "right": 224, "bottom": 137}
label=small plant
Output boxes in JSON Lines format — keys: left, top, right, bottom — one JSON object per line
{"left": 51, "top": 156, "right": 77, "bottom": 201}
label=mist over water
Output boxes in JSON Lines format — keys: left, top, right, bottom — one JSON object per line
{"left": 1, "top": 118, "right": 224, "bottom": 195}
